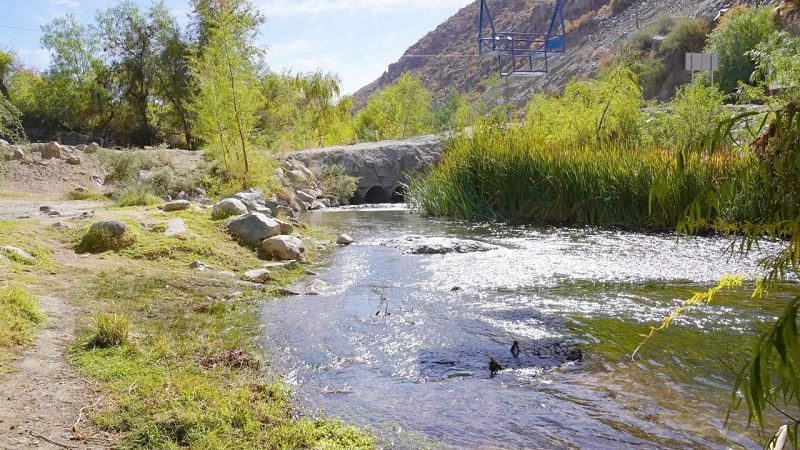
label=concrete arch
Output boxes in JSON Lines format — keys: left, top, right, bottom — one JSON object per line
{"left": 364, "top": 186, "right": 391, "bottom": 203}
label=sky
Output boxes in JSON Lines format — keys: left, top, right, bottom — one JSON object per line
{"left": 0, "top": 0, "right": 474, "bottom": 95}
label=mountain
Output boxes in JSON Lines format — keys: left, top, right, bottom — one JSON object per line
{"left": 353, "top": 0, "right": 738, "bottom": 109}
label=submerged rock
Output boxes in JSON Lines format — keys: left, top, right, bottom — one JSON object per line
{"left": 383, "top": 235, "right": 497, "bottom": 255}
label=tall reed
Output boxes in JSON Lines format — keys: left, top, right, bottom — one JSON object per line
{"left": 407, "top": 124, "right": 747, "bottom": 230}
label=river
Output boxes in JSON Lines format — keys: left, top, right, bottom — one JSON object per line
{"left": 259, "top": 205, "right": 793, "bottom": 449}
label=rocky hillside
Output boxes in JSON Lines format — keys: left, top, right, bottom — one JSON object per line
{"left": 353, "top": 0, "right": 758, "bottom": 109}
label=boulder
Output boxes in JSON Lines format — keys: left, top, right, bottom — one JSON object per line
{"left": 310, "top": 200, "right": 327, "bottom": 210}
{"left": 229, "top": 188, "right": 268, "bottom": 212}
{"left": 226, "top": 212, "right": 282, "bottom": 245}
{"left": 163, "top": 200, "right": 191, "bottom": 212}
{"left": 285, "top": 169, "right": 308, "bottom": 187}
{"left": 0, "top": 139, "right": 8, "bottom": 147}
{"left": 276, "top": 219, "right": 293, "bottom": 235}
{"left": 336, "top": 234, "right": 354, "bottom": 245}
{"left": 189, "top": 260, "right": 213, "bottom": 271}
{"left": 90, "top": 219, "right": 128, "bottom": 237}
{"left": 75, "top": 144, "right": 87, "bottom": 151}
{"left": 295, "top": 189, "right": 316, "bottom": 204}
{"left": 0, "top": 245, "right": 34, "bottom": 261}
{"left": 212, "top": 198, "right": 248, "bottom": 219}
{"left": 261, "top": 235, "right": 305, "bottom": 261}
{"left": 383, "top": 235, "right": 498, "bottom": 255}
{"left": 164, "top": 218, "right": 186, "bottom": 236}
{"left": 44, "top": 141, "right": 61, "bottom": 159}
{"left": 243, "top": 268, "right": 270, "bottom": 282}
{"left": 66, "top": 155, "right": 82, "bottom": 165}
{"left": 86, "top": 142, "right": 100, "bottom": 153}
{"left": 12, "top": 147, "right": 24, "bottom": 160}
{"left": 52, "top": 222, "right": 71, "bottom": 230}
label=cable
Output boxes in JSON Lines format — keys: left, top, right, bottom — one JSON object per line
{"left": 0, "top": 24, "right": 40, "bottom": 32}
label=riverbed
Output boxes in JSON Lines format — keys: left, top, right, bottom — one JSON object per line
{"left": 260, "top": 205, "right": 792, "bottom": 449}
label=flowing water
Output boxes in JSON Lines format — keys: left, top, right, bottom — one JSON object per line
{"left": 259, "top": 205, "right": 795, "bottom": 449}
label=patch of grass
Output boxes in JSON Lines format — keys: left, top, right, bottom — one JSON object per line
{"left": 0, "top": 191, "right": 33, "bottom": 199}
{"left": 82, "top": 313, "right": 130, "bottom": 349}
{"left": 0, "top": 285, "right": 45, "bottom": 373}
{"left": 0, "top": 220, "right": 58, "bottom": 282}
{"left": 64, "top": 189, "right": 109, "bottom": 201}
{"left": 70, "top": 265, "right": 372, "bottom": 449}
{"left": 114, "top": 186, "right": 163, "bottom": 207}
{"left": 76, "top": 222, "right": 138, "bottom": 254}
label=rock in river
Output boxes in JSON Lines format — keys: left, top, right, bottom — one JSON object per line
{"left": 383, "top": 235, "right": 497, "bottom": 255}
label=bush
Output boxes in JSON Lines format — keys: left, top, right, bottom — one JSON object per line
{"left": 705, "top": 6, "right": 776, "bottom": 93}
{"left": 83, "top": 313, "right": 130, "bottom": 349}
{"left": 319, "top": 164, "right": 358, "bottom": 204}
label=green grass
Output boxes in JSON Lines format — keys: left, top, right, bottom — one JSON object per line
{"left": 0, "top": 285, "right": 45, "bottom": 374}
{"left": 83, "top": 313, "right": 130, "bottom": 349}
{"left": 64, "top": 208, "right": 371, "bottom": 448}
{"left": 76, "top": 222, "right": 138, "bottom": 254}
{"left": 407, "top": 125, "right": 745, "bottom": 229}
{"left": 64, "top": 188, "right": 110, "bottom": 201}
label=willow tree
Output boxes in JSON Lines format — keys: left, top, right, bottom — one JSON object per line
{"left": 0, "top": 50, "right": 25, "bottom": 144}
{"left": 189, "top": 0, "right": 263, "bottom": 188}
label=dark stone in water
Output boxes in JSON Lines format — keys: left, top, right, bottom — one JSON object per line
{"left": 383, "top": 235, "right": 497, "bottom": 255}
{"left": 489, "top": 357, "right": 502, "bottom": 375}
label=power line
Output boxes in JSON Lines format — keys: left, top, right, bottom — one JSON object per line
{"left": 269, "top": 49, "right": 482, "bottom": 58}
{"left": 0, "top": 24, "right": 41, "bottom": 32}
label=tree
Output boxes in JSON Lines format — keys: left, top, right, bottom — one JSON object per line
{"left": 189, "top": 0, "right": 264, "bottom": 188}
{"left": 704, "top": 6, "right": 775, "bottom": 94}
{"left": 0, "top": 50, "right": 25, "bottom": 143}
{"left": 355, "top": 73, "right": 433, "bottom": 141}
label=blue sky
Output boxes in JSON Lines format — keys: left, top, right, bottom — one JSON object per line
{"left": 0, "top": 0, "right": 474, "bottom": 95}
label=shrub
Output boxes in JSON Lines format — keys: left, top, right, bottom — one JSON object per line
{"left": 319, "top": 164, "right": 358, "bottom": 204}
{"left": 705, "top": 6, "right": 776, "bottom": 93}
{"left": 83, "top": 313, "right": 130, "bottom": 349}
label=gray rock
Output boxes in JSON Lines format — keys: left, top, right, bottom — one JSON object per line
{"left": 212, "top": 198, "right": 248, "bottom": 220}
{"left": 243, "top": 268, "right": 270, "bottom": 282}
{"left": 0, "top": 245, "right": 34, "bottom": 261}
{"left": 44, "top": 141, "right": 61, "bottom": 159}
{"left": 275, "top": 219, "right": 294, "bottom": 235}
{"left": 285, "top": 169, "right": 308, "bottom": 186}
{"left": 52, "top": 222, "right": 71, "bottom": 230}
{"left": 164, "top": 218, "right": 186, "bottom": 236}
{"left": 254, "top": 206, "right": 273, "bottom": 216}
{"left": 163, "top": 200, "right": 191, "bottom": 212}
{"left": 66, "top": 155, "right": 81, "bottom": 165}
{"left": 176, "top": 191, "right": 189, "bottom": 200}
{"left": 383, "top": 235, "right": 497, "bottom": 255}
{"left": 295, "top": 189, "right": 316, "bottom": 203}
{"left": 275, "top": 287, "right": 302, "bottom": 296}
{"left": 230, "top": 188, "right": 267, "bottom": 212}
{"left": 86, "top": 142, "right": 100, "bottom": 153}
{"left": 161, "top": 195, "right": 172, "bottom": 202}
{"left": 90, "top": 175, "right": 105, "bottom": 186}
{"left": 336, "top": 234, "right": 354, "bottom": 245}
{"left": 0, "top": 139, "right": 8, "bottom": 147}
{"left": 263, "top": 261, "right": 290, "bottom": 269}
{"left": 12, "top": 147, "right": 24, "bottom": 160}
{"left": 189, "top": 260, "right": 214, "bottom": 271}
{"left": 90, "top": 219, "right": 128, "bottom": 236}
{"left": 310, "top": 200, "right": 327, "bottom": 210}
{"left": 226, "top": 212, "right": 282, "bottom": 245}
{"left": 75, "top": 144, "right": 87, "bottom": 151}
{"left": 39, "top": 205, "right": 51, "bottom": 212}
{"left": 261, "top": 235, "right": 305, "bottom": 261}
{"left": 275, "top": 205, "right": 298, "bottom": 221}
{"left": 318, "top": 198, "right": 331, "bottom": 208}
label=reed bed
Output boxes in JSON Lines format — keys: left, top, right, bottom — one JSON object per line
{"left": 407, "top": 124, "right": 749, "bottom": 230}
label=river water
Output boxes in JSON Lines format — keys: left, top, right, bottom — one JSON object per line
{"left": 259, "top": 205, "right": 794, "bottom": 449}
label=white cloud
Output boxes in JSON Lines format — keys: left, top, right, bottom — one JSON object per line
{"left": 257, "top": 0, "right": 470, "bottom": 17}
{"left": 48, "top": 0, "right": 80, "bottom": 8}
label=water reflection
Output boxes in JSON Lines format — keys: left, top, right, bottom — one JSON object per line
{"left": 259, "top": 206, "right": 789, "bottom": 449}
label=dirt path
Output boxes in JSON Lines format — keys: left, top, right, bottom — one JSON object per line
{"left": 0, "top": 295, "right": 105, "bottom": 450}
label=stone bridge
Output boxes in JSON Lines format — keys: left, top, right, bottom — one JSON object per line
{"left": 284, "top": 134, "right": 446, "bottom": 204}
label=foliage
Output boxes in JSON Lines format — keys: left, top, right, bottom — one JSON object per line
{"left": 648, "top": 83, "right": 729, "bottom": 153}
{"left": 0, "top": 50, "right": 26, "bottom": 144}
{"left": 750, "top": 30, "right": 800, "bottom": 92}
{"left": 355, "top": 73, "right": 433, "bottom": 142}
{"left": 430, "top": 90, "right": 478, "bottom": 133}
{"left": 319, "top": 164, "right": 359, "bottom": 204}
{"left": 189, "top": 0, "right": 264, "bottom": 188}
{"left": 0, "top": 285, "right": 45, "bottom": 363}
{"left": 82, "top": 313, "right": 130, "bottom": 349}
{"left": 704, "top": 6, "right": 776, "bottom": 94}
{"left": 526, "top": 62, "right": 645, "bottom": 147}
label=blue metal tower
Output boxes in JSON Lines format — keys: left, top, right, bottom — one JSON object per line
{"left": 478, "top": 0, "right": 566, "bottom": 75}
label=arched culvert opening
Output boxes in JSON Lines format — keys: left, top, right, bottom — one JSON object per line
{"left": 364, "top": 186, "right": 391, "bottom": 204}
{"left": 390, "top": 186, "right": 406, "bottom": 203}
{"left": 348, "top": 191, "right": 365, "bottom": 205}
